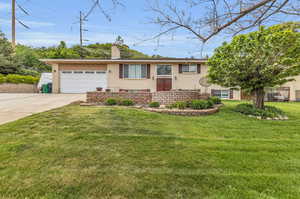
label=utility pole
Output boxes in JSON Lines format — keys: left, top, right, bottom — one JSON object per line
{"left": 12, "top": 0, "right": 16, "bottom": 49}
{"left": 79, "top": 11, "right": 88, "bottom": 58}
{"left": 79, "top": 11, "right": 83, "bottom": 48}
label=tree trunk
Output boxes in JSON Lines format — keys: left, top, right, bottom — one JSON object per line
{"left": 253, "top": 88, "right": 265, "bottom": 109}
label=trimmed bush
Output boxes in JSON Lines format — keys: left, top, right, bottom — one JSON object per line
{"left": 120, "top": 99, "right": 135, "bottom": 106}
{"left": 105, "top": 98, "right": 118, "bottom": 106}
{"left": 190, "top": 100, "right": 214, "bottom": 110}
{"left": 209, "top": 96, "right": 222, "bottom": 104}
{"left": 235, "top": 103, "right": 285, "bottom": 119}
{"left": 149, "top": 102, "right": 160, "bottom": 108}
{"left": 0, "top": 74, "right": 39, "bottom": 84}
{"left": 170, "top": 101, "right": 187, "bottom": 109}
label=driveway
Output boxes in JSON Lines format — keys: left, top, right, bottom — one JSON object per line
{"left": 0, "top": 94, "right": 86, "bottom": 125}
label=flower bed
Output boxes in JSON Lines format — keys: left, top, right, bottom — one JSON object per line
{"left": 235, "top": 103, "right": 288, "bottom": 120}
{"left": 143, "top": 97, "right": 223, "bottom": 116}
{"left": 144, "top": 105, "right": 222, "bottom": 116}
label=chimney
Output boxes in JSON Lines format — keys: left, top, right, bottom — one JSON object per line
{"left": 111, "top": 44, "right": 121, "bottom": 59}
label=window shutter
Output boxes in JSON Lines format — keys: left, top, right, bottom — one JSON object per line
{"left": 179, "top": 64, "right": 183, "bottom": 73}
{"left": 230, "top": 89, "right": 234, "bottom": 99}
{"left": 119, "top": 64, "right": 123, "bottom": 79}
{"left": 147, "top": 64, "right": 151, "bottom": 79}
{"left": 197, "top": 64, "right": 201, "bottom": 74}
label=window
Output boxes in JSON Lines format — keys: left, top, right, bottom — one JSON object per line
{"left": 157, "top": 65, "right": 172, "bottom": 76}
{"left": 213, "top": 90, "right": 230, "bottom": 99}
{"left": 85, "top": 71, "right": 95, "bottom": 74}
{"left": 182, "top": 64, "right": 197, "bottom": 72}
{"left": 62, "top": 71, "right": 72, "bottom": 74}
{"left": 96, "top": 71, "right": 106, "bottom": 74}
{"left": 123, "top": 64, "right": 147, "bottom": 79}
{"left": 74, "top": 71, "right": 83, "bottom": 74}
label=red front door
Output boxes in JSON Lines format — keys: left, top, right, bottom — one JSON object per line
{"left": 157, "top": 78, "right": 172, "bottom": 91}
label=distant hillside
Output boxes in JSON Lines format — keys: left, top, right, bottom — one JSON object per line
{"left": 1, "top": 30, "right": 160, "bottom": 76}
{"left": 34, "top": 42, "right": 151, "bottom": 59}
{"left": 11, "top": 41, "right": 153, "bottom": 76}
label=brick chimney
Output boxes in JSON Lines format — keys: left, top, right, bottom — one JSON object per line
{"left": 111, "top": 44, "right": 121, "bottom": 59}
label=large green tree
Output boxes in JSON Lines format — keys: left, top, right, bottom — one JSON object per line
{"left": 0, "top": 31, "right": 19, "bottom": 74}
{"left": 208, "top": 23, "right": 300, "bottom": 109}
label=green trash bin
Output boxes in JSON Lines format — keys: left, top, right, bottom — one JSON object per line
{"left": 42, "top": 84, "right": 49, "bottom": 93}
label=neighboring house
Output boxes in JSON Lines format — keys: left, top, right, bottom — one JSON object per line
{"left": 41, "top": 45, "right": 300, "bottom": 101}
{"left": 42, "top": 45, "right": 240, "bottom": 100}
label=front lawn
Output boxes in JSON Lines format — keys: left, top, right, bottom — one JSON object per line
{"left": 0, "top": 101, "right": 300, "bottom": 198}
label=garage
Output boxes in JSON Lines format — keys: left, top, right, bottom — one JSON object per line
{"left": 60, "top": 70, "right": 107, "bottom": 93}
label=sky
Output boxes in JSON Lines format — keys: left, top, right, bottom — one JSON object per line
{"left": 0, "top": 0, "right": 296, "bottom": 58}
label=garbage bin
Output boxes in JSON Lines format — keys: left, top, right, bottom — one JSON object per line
{"left": 42, "top": 84, "right": 49, "bottom": 93}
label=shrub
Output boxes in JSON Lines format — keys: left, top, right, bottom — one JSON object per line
{"left": 0, "top": 75, "right": 5, "bottom": 84}
{"left": 235, "top": 103, "right": 285, "bottom": 119}
{"left": 0, "top": 74, "right": 39, "bottom": 84}
{"left": 190, "top": 100, "right": 214, "bottom": 110}
{"left": 149, "top": 102, "right": 160, "bottom": 108}
{"left": 105, "top": 98, "right": 118, "bottom": 106}
{"left": 170, "top": 101, "right": 187, "bottom": 109}
{"left": 209, "top": 96, "right": 222, "bottom": 104}
{"left": 120, "top": 99, "right": 135, "bottom": 106}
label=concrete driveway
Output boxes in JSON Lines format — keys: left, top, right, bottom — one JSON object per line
{"left": 0, "top": 94, "right": 86, "bottom": 125}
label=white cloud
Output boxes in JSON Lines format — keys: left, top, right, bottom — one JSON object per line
{"left": 0, "top": 2, "right": 9, "bottom": 10}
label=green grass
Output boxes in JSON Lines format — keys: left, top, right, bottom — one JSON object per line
{"left": 1, "top": 101, "right": 300, "bottom": 198}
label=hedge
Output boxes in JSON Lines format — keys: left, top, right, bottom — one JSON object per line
{"left": 0, "top": 74, "right": 39, "bottom": 85}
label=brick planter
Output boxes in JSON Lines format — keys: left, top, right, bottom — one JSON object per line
{"left": 152, "top": 91, "right": 209, "bottom": 105}
{"left": 87, "top": 91, "right": 152, "bottom": 104}
{"left": 87, "top": 91, "right": 210, "bottom": 105}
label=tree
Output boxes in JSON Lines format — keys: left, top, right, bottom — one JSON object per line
{"left": 208, "top": 23, "right": 300, "bottom": 109}
{"left": 0, "top": 31, "right": 19, "bottom": 74}
{"left": 148, "top": 0, "right": 300, "bottom": 44}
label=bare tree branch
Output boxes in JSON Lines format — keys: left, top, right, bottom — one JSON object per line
{"left": 147, "top": 0, "right": 300, "bottom": 44}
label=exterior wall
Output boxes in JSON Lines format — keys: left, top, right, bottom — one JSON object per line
{"left": 107, "top": 63, "right": 157, "bottom": 92}
{"left": 52, "top": 63, "right": 107, "bottom": 93}
{"left": 281, "top": 75, "right": 300, "bottom": 101}
{"left": 87, "top": 91, "right": 152, "bottom": 104}
{"left": 152, "top": 91, "right": 209, "bottom": 105}
{"left": 173, "top": 64, "right": 241, "bottom": 100}
{"left": 0, "top": 83, "right": 38, "bottom": 93}
{"left": 51, "top": 61, "right": 241, "bottom": 100}
{"left": 52, "top": 64, "right": 59, "bottom": 93}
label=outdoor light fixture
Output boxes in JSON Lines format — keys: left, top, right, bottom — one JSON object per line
{"left": 174, "top": 75, "right": 177, "bottom": 80}
{"left": 152, "top": 76, "right": 155, "bottom": 80}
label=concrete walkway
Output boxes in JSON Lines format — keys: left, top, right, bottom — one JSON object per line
{"left": 0, "top": 94, "right": 86, "bottom": 125}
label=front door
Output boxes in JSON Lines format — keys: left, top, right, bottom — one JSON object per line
{"left": 157, "top": 78, "right": 172, "bottom": 91}
{"left": 156, "top": 64, "right": 172, "bottom": 91}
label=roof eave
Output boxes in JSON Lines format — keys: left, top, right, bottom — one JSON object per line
{"left": 40, "top": 59, "right": 208, "bottom": 65}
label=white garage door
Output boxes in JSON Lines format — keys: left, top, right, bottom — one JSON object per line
{"left": 60, "top": 70, "right": 107, "bottom": 93}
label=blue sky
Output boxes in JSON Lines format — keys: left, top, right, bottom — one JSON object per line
{"left": 0, "top": 0, "right": 294, "bottom": 58}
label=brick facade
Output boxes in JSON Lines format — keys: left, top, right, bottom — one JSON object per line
{"left": 152, "top": 91, "right": 209, "bottom": 105}
{"left": 87, "top": 91, "right": 210, "bottom": 105}
{"left": 87, "top": 92, "right": 152, "bottom": 104}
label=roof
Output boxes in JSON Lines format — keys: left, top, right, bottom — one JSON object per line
{"left": 40, "top": 58, "right": 208, "bottom": 64}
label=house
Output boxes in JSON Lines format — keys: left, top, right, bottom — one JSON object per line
{"left": 41, "top": 45, "right": 300, "bottom": 101}
{"left": 42, "top": 45, "right": 240, "bottom": 100}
